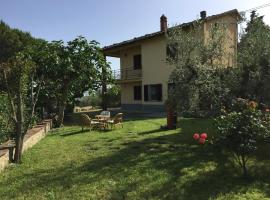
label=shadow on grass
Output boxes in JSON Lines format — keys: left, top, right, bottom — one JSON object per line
{"left": 60, "top": 129, "right": 89, "bottom": 137}
{"left": 59, "top": 127, "right": 115, "bottom": 137}
{"left": 1, "top": 119, "right": 270, "bottom": 199}
{"left": 137, "top": 127, "right": 170, "bottom": 135}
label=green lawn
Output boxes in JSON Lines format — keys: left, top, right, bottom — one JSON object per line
{"left": 0, "top": 118, "right": 269, "bottom": 200}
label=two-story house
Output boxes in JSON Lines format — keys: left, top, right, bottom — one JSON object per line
{"left": 103, "top": 9, "right": 242, "bottom": 112}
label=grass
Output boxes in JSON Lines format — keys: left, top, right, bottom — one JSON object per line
{"left": 0, "top": 118, "right": 269, "bottom": 200}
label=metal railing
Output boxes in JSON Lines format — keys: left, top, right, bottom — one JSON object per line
{"left": 113, "top": 67, "right": 142, "bottom": 80}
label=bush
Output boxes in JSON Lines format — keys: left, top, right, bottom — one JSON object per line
{"left": 79, "top": 94, "right": 102, "bottom": 108}
{"left": 0, "top": 93, "right": 13, "bottom": 143}
{"left": 77, "top": 85, "right": 120, "bottom": 108}
{"left": 106, "top": 85, "right": 120, "bottom": 108}
{"left": 215, "top": 98, "right": 270, "bottom": 177}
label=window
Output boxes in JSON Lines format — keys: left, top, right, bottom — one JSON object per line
{"left": 144, "top": 84, "right": 162, "bottom": 101}
{"left": 134, "top": 86, "right": 142, "bottom": 100}
{"left": 133, "top": 54, "right": 142, "bottom": 70}
{"left": 166, "top": 43, "right": 177, "bottom": 59}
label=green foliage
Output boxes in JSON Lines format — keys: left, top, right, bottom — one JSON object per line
{"left": 3, "top": 52, "right": 34, "bottom": 96}
{"left": 0, "top": 93, "right": 13, "bottom": 143}
{"left": 168, "top": 22, "right": 238, "bottom": 117}
{"left": 35, "top": 36, "right": 111, "bottom": 126}
{"left": 78, "top": 85, "right": 120, "bottom": 108}
{"left": 78, "top": 93, "right": 102, "bottom": 108}
{"left": 0, "top": 20, "right": 43, "bottom": 162}
{"left": 106, "top": 85, "right": 121, "bottom": 107}
{"left": 0, "top": 20, "right": 35, "bottom": 63}
{"left": 215, "top": 98, "right": 270, "bottom": 177}
{"left": 1, "top": 49, "right": 43, "bottom": 162}
{"left": 238, "top": 11, "right": 270, "bottom": 104}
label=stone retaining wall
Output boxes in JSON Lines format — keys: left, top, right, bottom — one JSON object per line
{"left": 0, "top": 119, "right": 52, "bottom": 172}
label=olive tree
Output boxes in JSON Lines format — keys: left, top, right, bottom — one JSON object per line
{"left": 167, "top": 21, "right": 239, "bottom": 117}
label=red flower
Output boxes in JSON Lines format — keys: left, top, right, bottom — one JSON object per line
{"left": 200, "top": 133, "right": 208, "bottom": 139}
{"left": 193, "top": 133, "right": 200, "bottom": 140}
{"left": 266, "top": 108, "right": 270, "bottom": 112}
{"left": 199, "top": 138, "right": 206, "bottom": 144}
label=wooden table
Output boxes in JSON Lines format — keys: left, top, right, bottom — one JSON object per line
{"left": 95, "top": 115, "right": 110, "bottom": 120}
{"left": 94, "top": 115, "right": 110, "bottom": 130}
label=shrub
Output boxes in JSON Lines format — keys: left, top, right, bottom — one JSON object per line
{"left": 0, "top": 93, "right": 13, "bottom": 143}
{"left": 215, "top": 98, "right": 270, "bottom": 177}
{"left": 79, "top": 94, "right": 102, "bottom": 108}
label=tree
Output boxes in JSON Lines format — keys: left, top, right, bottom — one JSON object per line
{"left": 38, "top": 36, "right": 111, "bottom": 127}
{"left": 0, "top": 21, "right": 43, "bottom": 163}
{"left": 0, "top": 20, "right": 34, "bottom": 63}
{"left": 215, "top": 98, "right": 270, "bottom": 177}
{"left": 167, "top": 21, "right": 239, "bottom": 117}
{"left": 0, "top": 52, "right": 41, "bottom": 163}
{"left": 238, "top": 11, "right": 270, "bottom": 104}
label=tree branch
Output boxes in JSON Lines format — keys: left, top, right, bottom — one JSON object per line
{"left": 25, "top": 75, "right": 43, "bottom": 132}
{"left": 2, "top": 68, "right": 17, "bottom": 123}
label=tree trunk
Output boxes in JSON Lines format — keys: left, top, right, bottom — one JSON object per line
{"left": 242, "top": 163, "right": 248, "bottom": 178}
{"left": 14, "top": 125, "right": 23, "bottom": 163}
{"left": 57, "top": 103, "right": 66, "bottom": 127}
{"left": 239, "top": 65, "right": 250, "bottom": 97}
{"left": 241, "top": 155, "right": 248, "bottom": 178}
{"left": 56, "top": 81, "right": 69, "bottom": 127}
{"left": 102, "top": 84, "right": 107, "bottom": 111}
{"left": 101, "top": 61, "right": 108, "bottom": 111}
{"left": 14, "top": 87, "right": 24, "bottom": 163}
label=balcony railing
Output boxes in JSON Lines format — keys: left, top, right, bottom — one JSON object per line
{"left": 113, "top": 68, "right": 142, "bottom": 81}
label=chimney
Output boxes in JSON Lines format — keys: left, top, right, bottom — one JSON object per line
{"left": 200, "top": 11, "right": 207, "bottom": 19}
{"left": 160, "top": 14, "right": 167, "bottom": 32}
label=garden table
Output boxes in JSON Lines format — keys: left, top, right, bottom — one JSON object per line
{"left": 94, "top": 115, "right": 110, "bottom": 130}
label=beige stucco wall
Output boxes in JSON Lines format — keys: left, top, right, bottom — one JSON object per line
{"left": 120, "top": 46, "right": 141, "bottom": 69}
{"left": 119, "top": 36, "right": 174, "bottom": 105}
{"left": 141, "top": 36, "right": 174, "bottom": 105}
{"left": 204, "top": 15, "right": 238, "bottom": 67}
{"left": 117, "top": 14, "right": 238, "bottom": 106}
{"left": 121, "top": 82, "right": 142, "bottom": 104}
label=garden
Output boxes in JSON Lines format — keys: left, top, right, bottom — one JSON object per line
{"left": 0, "top": 118, "right": 269, "bottom": 199}
{"left": 0, "top": 10, "right": 270, "bottom": 200}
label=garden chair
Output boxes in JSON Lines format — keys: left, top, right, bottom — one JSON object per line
{"left": 80, "top": 114, "right": 99, "bottom": 131}
{"left": 106, "top": 113, "right": 123, "bottom": 129}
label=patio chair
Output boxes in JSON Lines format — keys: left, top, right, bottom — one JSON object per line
{"left": 80, "top": 114, "right": 100, "bottom": 131}
{"left": 107, "top": 113, "right": 123, "bottom": 129}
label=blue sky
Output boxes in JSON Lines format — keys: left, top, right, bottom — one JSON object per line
{"left": 1, "top": 0, "right": 270, "bottom": 70}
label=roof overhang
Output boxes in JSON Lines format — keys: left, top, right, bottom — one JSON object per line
{"left": 103, "top": 32, "right": 164, "bottom": 57}
{"left": 102, "top": 9, "right": 242, "bottom": 57}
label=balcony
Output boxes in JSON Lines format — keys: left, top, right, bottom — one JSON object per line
{"left": 113, "top": 67, "right": 142, "bottom": 82}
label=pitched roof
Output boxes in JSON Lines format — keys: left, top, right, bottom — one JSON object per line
{"left": 103, "top": 9, "right": 241, "bottom": 52}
